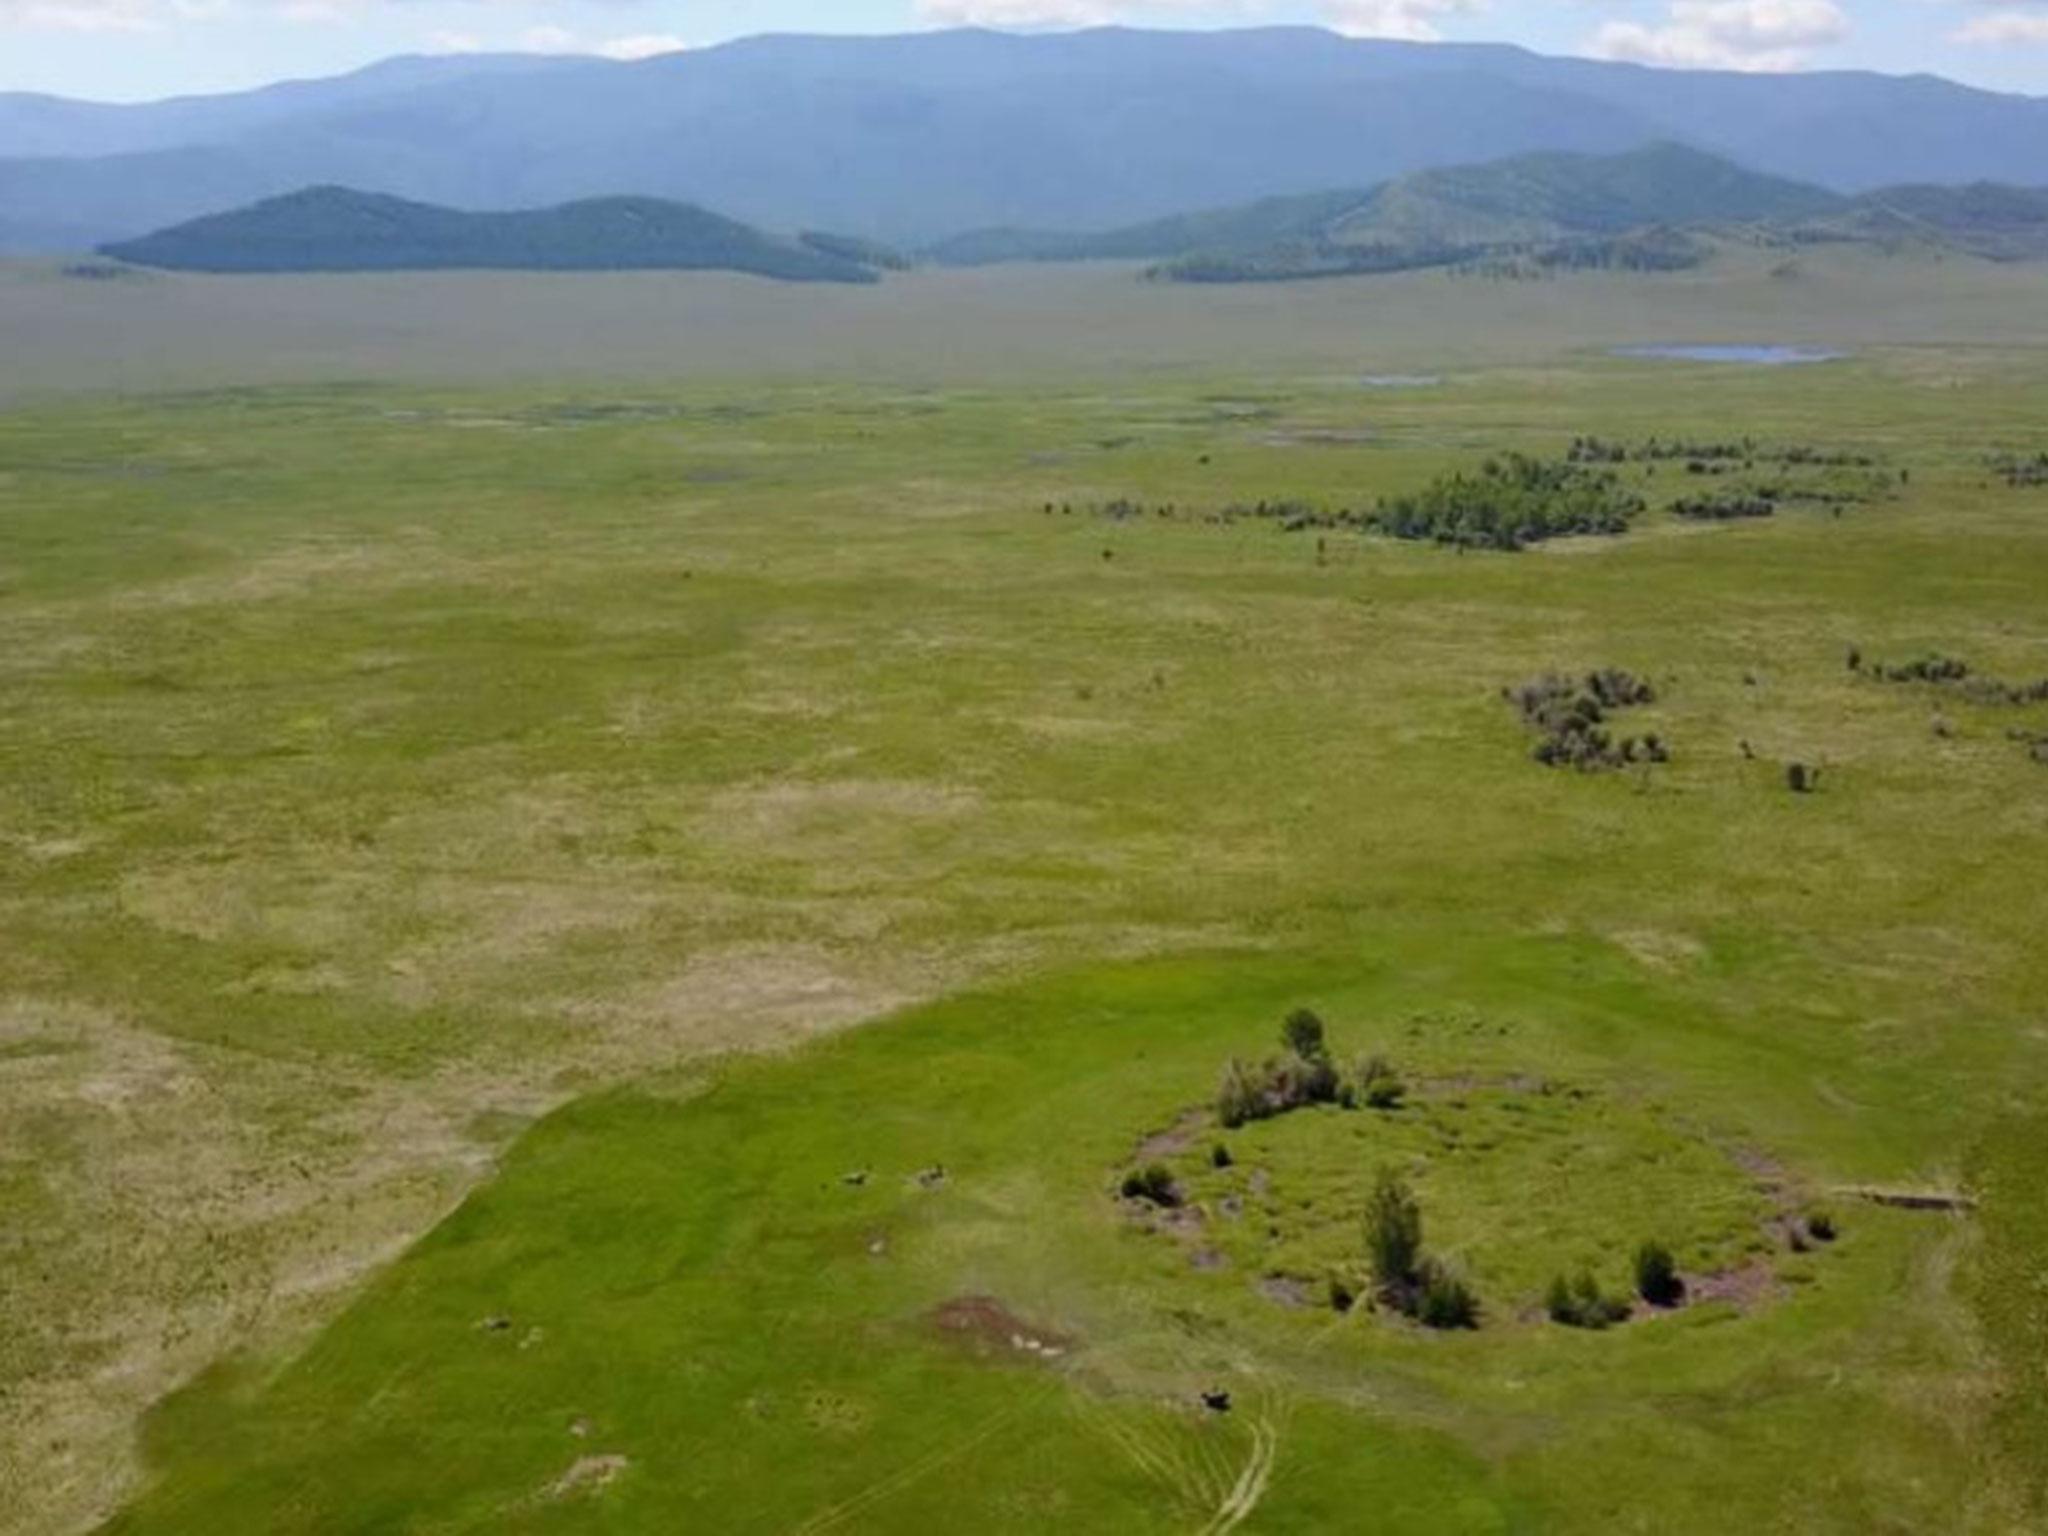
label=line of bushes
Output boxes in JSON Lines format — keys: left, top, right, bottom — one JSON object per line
{"left": 1570, "top": 436, "right": 1875, "bottom": 468}
{"left": 1671, "top": 494, "right": 1775, "bottom": 521}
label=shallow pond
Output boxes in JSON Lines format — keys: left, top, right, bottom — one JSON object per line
{"left": 1613, "top": 344, "right": 1847, "bottom": 365}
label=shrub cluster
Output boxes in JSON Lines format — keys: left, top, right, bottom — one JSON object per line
{"left": 1544, "top": 1240, "right": 1686, "bottom": 1328}
{"left": 1365, "top": 1170, "right": 1479, "bottom": 1329}
{"left": 1370, "top": 454, "right": 1645, "bottom": 551}
{"left": 1505, "top": 669, "right": 1669, "bottom": 771}
{"left": 1215, "top": 1010, "right": 1407, "bottom": 1127}
{"left": 1991, "top": 452, "right": 2048, "bottom": 488}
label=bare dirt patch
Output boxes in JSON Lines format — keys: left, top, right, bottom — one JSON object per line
{"left": 544, "top": 1454, "right": 628, "bottom": 1500}
{"left": 1683, "top": 1257, "right": 1785, "bottom": 1312}
{"left": 928, "top": 1296, "right": 1072, "bottom": 1362}
{"left": 1608, "top": 928, "right": 1707, "bottom": 971}
{"left": 1134, "top": 1109, "right": 1210, "bottom": 1164}
{"left": 1256, "top": 1275, "right": 1315, "bottom": 1309}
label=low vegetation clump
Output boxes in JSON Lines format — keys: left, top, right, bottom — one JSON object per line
{"left": 1120, "top": 1163, "right": 1181, "bottom": 1207}
{"left": 1505, "top": 669, "right": 1669, "bottom": 771}
{"left": 1990, "top": 451, "right": 2048, "bottom": 488}
{"left": 1545, "top": 1271, "right": 1634, "bottom": 1329}
{"left": 1369, "top": 454, "right": 1645, "bottom": 550}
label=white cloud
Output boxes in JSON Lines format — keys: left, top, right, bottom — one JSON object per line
{"left": 913, "top": 0, "right": 1233, "bottom": 23}
{"left": 0, "top": 0, "right": 220, "bottom": 30}
{"left": 1588, "top": 0, "right": 1850, "bottom": 72}
{"left": 594, "top": 30, "right": 687, "bottom": 59}
{"left": 913, "top": 0, "right": 1478, "bottom": 40}
{"left": 1323, "top": 0, "right": 1480, "bottom": 43}
{"left": 518, "top": 22, "right": 577, "bottom": 52}
{"left": 1951, "top": 9, "right": 2048, "bottom": 45}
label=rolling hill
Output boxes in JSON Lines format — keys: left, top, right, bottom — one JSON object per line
{"left": 929, "top": 144, "right": 1842, "bottom": 266}
{"left": 927, "top": 143, "right": 2048, "bottom": 283}
{"left": 5, "top": 28, "right": 2048, "bottom": 252}
{"left": 98, "top": 187, "right": 886, "bottom": 281}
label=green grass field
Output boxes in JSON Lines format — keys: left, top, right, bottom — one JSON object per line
{"left": 3, "top": 252, "right": 2047, "bottom": 1533}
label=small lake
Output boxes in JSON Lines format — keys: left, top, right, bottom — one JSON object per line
{"left": 1360, "top": 374, "right": 1441, "bottom": 389}
{"left": 1613, "top": 345, "right": 1847, "bottom": 366}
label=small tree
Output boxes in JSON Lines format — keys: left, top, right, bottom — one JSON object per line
{"left": 1633, "top": 1241, "right": 1684, "bottom": 1306}
{"left": 1282, "top": 1008, "right": 1328, "bottom": 1062}
{"left": 1365, "top": 1169, "right": 1423, "bottom": 1290}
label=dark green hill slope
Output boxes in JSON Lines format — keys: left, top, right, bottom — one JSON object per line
{"left": 1795, "top": 182, "right": 2048, "bottom": 260}
{"left": 927, "top": 144, "right": 1844, "bottom": 279}
{"left": 1343, "top": 142, "right": 1843, "bottom": 247}
{"left": 101, "top": 186, "right": 882, "bottom": 281}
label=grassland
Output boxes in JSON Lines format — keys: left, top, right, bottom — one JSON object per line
{"left": 2, "top": 251, "right": 2047, "bottom": 1533}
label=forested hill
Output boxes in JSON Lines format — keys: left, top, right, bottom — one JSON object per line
{"left": 100, "top": 187, "right": 887, "bottom": 282}
{"left": 927, "top": 145, "right": 1841, "bottom": 267}
{"left": 925, "top": 144, "right": 2048, "bottom": 283}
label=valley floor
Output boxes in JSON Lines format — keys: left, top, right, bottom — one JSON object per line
{"left": 2, "top": 253, "right": 2047, "bottom": 1532}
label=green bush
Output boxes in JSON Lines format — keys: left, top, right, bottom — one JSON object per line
{"left": 1633, "top": 1241, "right": 1684, "bottom": 1306}
{"left": 1416, "top": 1260, "right": 1480, "bottom": 1330}
{"left": 1210, "top": 1142, "right": 1234, "bottom": 1170}
{"left": 1546, "top": 1271, "right": 1631, "bottom": 1329}
{"left": 1350, "top": 1053, "right": 1406, "bottom": 1110}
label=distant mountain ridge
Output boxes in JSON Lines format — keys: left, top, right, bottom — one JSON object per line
{"left": 99, "top": 187, "right": 888, "bottom": 281}
{"left": 5, "top": 27, "right": 2048, "bottom": 252}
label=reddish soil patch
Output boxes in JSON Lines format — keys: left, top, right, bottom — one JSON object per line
{"left": 1632, "top": 1257, "right": 1782, "bottom": 1319}
{"left": 928, "top": 1296, "right": 1071, "bottom": 1361}
{"left": 1257, "top": 1274, "right": 1315, "bottom": 1309}
{"left": 1133, "top": 1108, "right": 1210, "bottom": 1163}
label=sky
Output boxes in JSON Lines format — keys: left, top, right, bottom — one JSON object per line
{"left": 3, "top": 0, "right": 2047, "bottom": 102}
